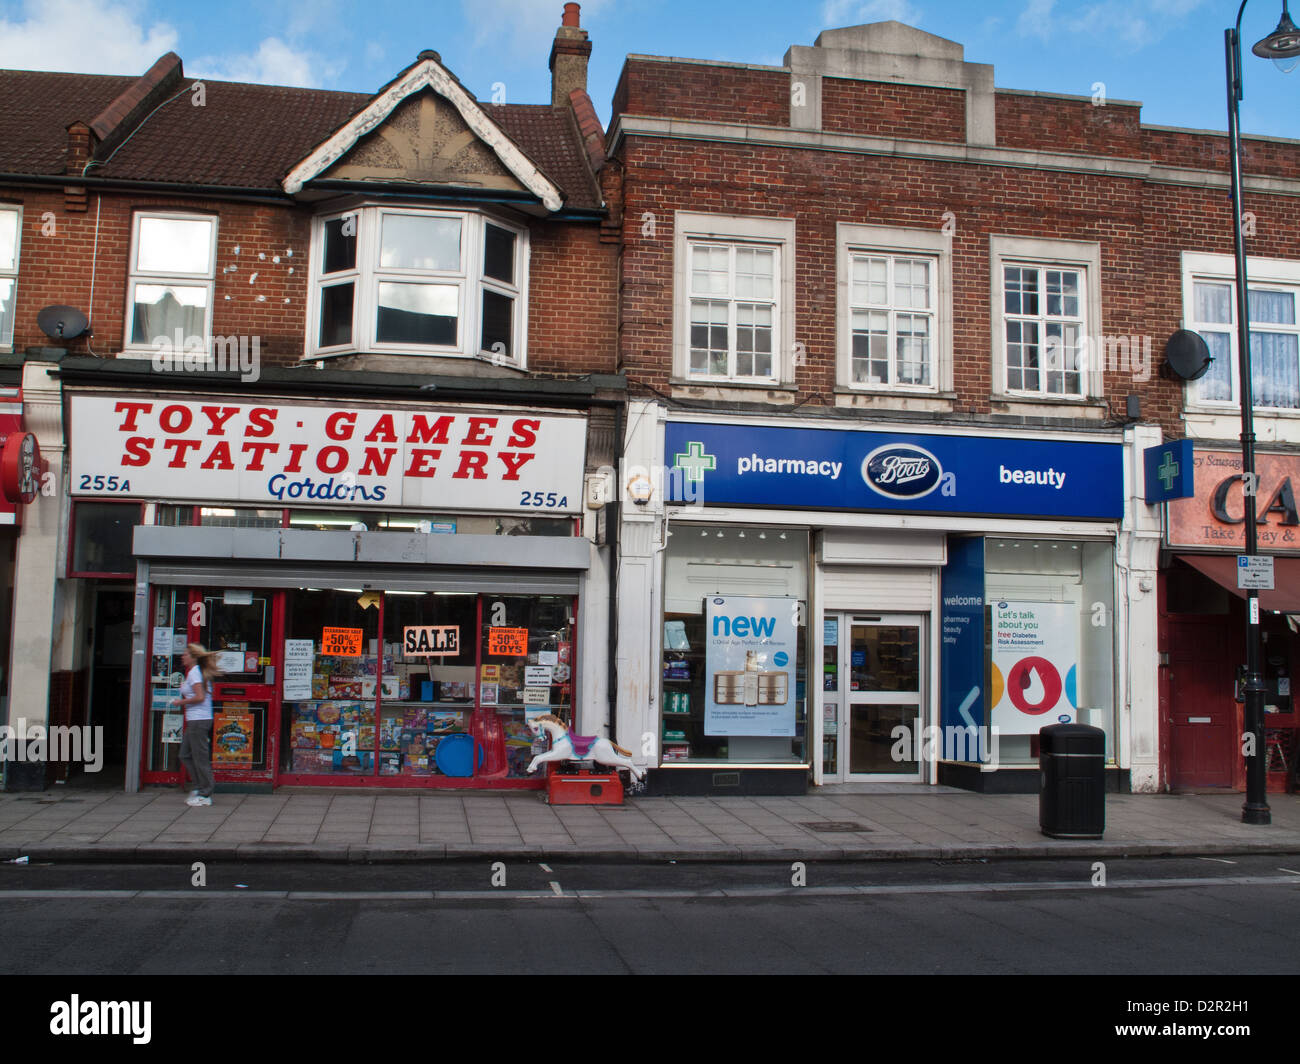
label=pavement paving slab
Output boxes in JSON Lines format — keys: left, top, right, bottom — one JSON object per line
{"left": 0, "top": 788, "right": 1297, "bottom": 862}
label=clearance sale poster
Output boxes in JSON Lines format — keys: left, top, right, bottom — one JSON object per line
{"left": 989, "top": 601, "right": 1078, "bottom": 735}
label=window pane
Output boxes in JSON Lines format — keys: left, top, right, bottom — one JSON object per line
{"left": 1248, "top": 289, "right": 1295, "bottom": 325}
{"left": 131, "top": 284, "right": 208, "bottom": 345}
{"left": 72, "top": 502, "right": 137, "bottom": 575}
{"left": 851, "top": 256, "right": 888, "bottom": 306}
{"left": 319, "top": 282, "right": 354, "bottom": 348}
{"left": 0, "top": 210, "right": 16, "bottom": 272}
{"left": 376, "top": 282, "right": 458, "bottom": 345}
{"left": 691, "top": 245, "right": 729, "bottom": 296}
{"left": 379, "top": 215, "right": 461, "bottom": 271}
{"left": 0, "top": 278, "right": 13, "bottom": 347}
{"left": 481, "top": 288, "right": 513, "bottom": 356}
{"left": 896, "top": 314, "right": 930, "bottom": 385}
{"left": 1006, "top": 319, "right": 1039, "bottom": 391}
{"left": 894, "top": 259, "right": 931, "bottom": 309}
{"left": 1197, "top": 330, "right": 1233, "bottom": 401}
{"left": 136, "top": 216, "right": 213, "bottom": 274}
{"left": 1046, "top": 270, "right": 1079, "bottom": 317}
{"left": 1251, "top": 331, "right": 1300, "bottom": 409}
{"left": 851, "top": 309, "right": 888, "bottom": 383}
{"left": 198, "top": 508, "right": 283, "bottom": 528}
{"left": 1004, "top": 266, "right": 1038, "bottom": 316}
{"left": 484, "top": 224, "right": 515, "bottom": 284}
{"left": 690, "top": 299, "right": 728, "bottom": 375}
{"left": 736, "top": 303, "right": 772, "bottom": 377}
{"left": 735, "top": 248, "right": 774, "bottom": 300}
{"left": 323, "top": 217, "right": 358, "bottom": 274}
{"left": 1195, "top": 282, "right": 1233, "bottom": 324}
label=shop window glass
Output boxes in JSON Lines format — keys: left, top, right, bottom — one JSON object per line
{"left": 198, "top": 507, "right": 283, "bottom": 528}
{"left": 286, "top": 511, "right": 573, "bottom": 535}
{"left": 198, "top": 589, "right": 275, "bottom": 772}
{"left": 380, "top": 592, "right": 478, "bottom": 778}
{"left": 479, "top": 595, "right": 575, "bottom": 777}
{"left": 71, "top": 502, "right": 138, "bottom": 576}
{"left": 146, "top": 588, "right": 189, "bottom": 774}
{"left": 280, "top": 588, "right": 382, "bottom": 776}
{"left": 983, "top": 538, "right": 1116, "bottom": 765}
{"left": 661, "top": 526, "right": 809, "bottom": 764}
{"left": 154, "top": 505, "right": 196, "bottom": 526}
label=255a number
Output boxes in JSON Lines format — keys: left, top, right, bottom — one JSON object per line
{"left": 520, "top": 491, "right": 567, "bottom": 508}
{"left": 79, "top": 474, "right": 131, "bottom": 492}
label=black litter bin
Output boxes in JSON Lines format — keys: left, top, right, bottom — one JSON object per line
{"left": 1039, "top": 723, "right": 1105, "bottom": 839}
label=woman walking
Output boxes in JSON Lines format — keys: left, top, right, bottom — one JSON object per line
{"left": 177, "top": 643, "right": 221, "bottom": 807}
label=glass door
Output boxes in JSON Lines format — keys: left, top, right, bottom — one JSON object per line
{"left": 199, "top": 588, "right": 279, "bottom": 781}
{"left": 845, "top": 614, "right": 924, "bottom": 782}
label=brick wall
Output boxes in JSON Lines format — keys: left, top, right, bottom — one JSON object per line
{"left": 609, "top": 59, "right": 1300, "bottom": 443}
{"left": 996, "top": 92, "right": 1143, "bottom": 157}
{"left": 3, "top": 189, "right": 616, "bottom": 376}
{"left": 614, "top": 58, "right": 788, "bottom": 126}
{"left": 822, "top": 78, "right": 965, "bottom": 142}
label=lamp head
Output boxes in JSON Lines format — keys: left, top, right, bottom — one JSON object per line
{"left": 1253, "top": 3, "right": 1300, "bottom": 72}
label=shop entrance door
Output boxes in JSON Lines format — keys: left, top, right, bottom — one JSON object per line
{"left": 142, "top": 588, "right": 281, "bottom": 786}
{"left": 822, "top": 613, "right": 926, "bottom": 782}
{"left": 1168, "top": 615, "right": 1236, "bottom": 789}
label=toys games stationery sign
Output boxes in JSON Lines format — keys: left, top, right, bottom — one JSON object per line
{"left": 67, "top": 396, "right": 586, "bottom": 514}
{"left": 703, "top": 596, "right": 797, "bottom": 737}
{"left": 989, "top": 601, "right": 1078, "bottom": 735}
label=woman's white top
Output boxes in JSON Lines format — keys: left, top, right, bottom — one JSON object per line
{"left": 180, "top": 665, "right": 213, "bottom": 722}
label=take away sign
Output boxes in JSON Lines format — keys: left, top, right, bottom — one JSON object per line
{"left": 68, "top": 396, "right": 586, "bottom": 514}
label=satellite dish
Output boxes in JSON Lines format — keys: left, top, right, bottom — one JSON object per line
{"left": 36, "top": 305, "right": 89, "bottom": 341}
{"left": 1164, "top": 328, "right": 1213, "bottom": 381}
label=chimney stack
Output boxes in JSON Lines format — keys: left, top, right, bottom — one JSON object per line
{"left": 549, "top": 3, "right": 591, "bottom": 108}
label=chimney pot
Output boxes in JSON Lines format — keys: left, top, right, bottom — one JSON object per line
{"left": 563, "top": 3, "right": 580, "bottom": 27}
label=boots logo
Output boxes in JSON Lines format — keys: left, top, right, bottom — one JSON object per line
{"left": 862, "top": 444, "right": 942, "bottom": 499}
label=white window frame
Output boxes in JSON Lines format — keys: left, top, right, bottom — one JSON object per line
{"left": 1182, "top": 251, "right": 1300, "bottom": 413}
{"left": 673, "top": 212, "right": 795, "bottom": 385}
{"left": 0, "top": 204, "right": 21, "bottom": 353}
{"left": 989, "top": 235, "right": 1102, "bottom": 401}
{"left": 306, "top": 204, "right": 529, "bottom": 366}
{"left": 123, "top": 210, "right": 218, "bottom": 357}
{"left": 837, "top": 224, "right": 951, "bottom": 393}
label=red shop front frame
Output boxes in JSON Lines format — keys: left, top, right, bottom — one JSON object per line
{"left": 140, "top": 586, "right": 284, "bottom": 789}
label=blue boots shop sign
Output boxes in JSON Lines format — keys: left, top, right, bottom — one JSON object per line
{"left": 665, "top": 421, "right": 1122, "bottom": 519}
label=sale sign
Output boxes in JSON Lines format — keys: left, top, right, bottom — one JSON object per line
{"left": 487, "top": 627, "right": 528, "bottom": 656}
{"left": 990, "top": 601, "right": 1078, "bottom": 735}
{"left": 322, "top": 627, "right": 363, "bottom": 657}
{"left": 403, "top": 626, "right": 459, "bottom": 656}
{"left": 68, "top": 396, "right": 586, "bottom": 513}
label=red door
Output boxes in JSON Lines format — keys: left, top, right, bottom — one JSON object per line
{"left": 1168, "top": 616, "right": 1236, "bottom": 789}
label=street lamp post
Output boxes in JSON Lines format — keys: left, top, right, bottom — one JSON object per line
{"left": 1224, "top": 0, "right": 1300, "bottom": 825}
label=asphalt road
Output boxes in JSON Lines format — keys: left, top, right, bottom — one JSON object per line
{"left": 2, "top": 854, "right": 1298, "bottom": 975}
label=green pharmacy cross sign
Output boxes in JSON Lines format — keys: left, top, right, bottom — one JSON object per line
{"left": 1144, "top": 439, "right": 1194, "bottom": 504}
{"left": 675, "top": 441, "right": 716, "bottom": 483}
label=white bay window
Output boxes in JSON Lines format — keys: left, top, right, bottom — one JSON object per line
{"left": 311, "top": 206, "right": 527, "bottom": 364}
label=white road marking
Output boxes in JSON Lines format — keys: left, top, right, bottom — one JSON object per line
{"left": 1278, "top": 867, "right": 1300, "bottom": 876}
{"left": 549, "top": 881, "right": 563, "bottom": 896}
{"left": 539, "top": 863, "right": 552, "bottom": 873}
{"left": 1198, "top": 857, "right": 1237, "bottom": 865}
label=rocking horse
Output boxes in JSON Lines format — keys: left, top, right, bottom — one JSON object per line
{"left": 526, "top": 714, "right": 645, "bottom": 781}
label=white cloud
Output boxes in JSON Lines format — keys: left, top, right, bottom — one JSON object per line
{"left": 1017, "top": 0, "right": 1203, "bottom": 50}
{"left": 0, "top": 0, "right": 178, "bottom": 74}
{"left": 820, "top": 0, "right": 924, "bottom": 28}
{"left": 463, "top": 0, "right": 613, "bottom": 53}
{"left": 1016, "top": 0, "right": 1055, "bottom": 41}
{"left": 190, "top": 37, "right": 342, "bottom": 89}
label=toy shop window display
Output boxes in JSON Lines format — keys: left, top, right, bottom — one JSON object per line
{"left": 479, "top": 595, "right": 576, "bottom": 778}
{"left": 378, "top": 592, "right": 479, "bottom": 778}
{"left": 280, "top": 588, "right": 382, "bottom": 777}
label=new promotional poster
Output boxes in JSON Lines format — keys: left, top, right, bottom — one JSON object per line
{"left": 704, "top": 596, "right": 797, "bottom": 737}
{"left": 990, "top": 601, "right": 1078, "bottom": 735}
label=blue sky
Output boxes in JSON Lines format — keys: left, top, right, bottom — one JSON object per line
{"left": 1, "top": 0, "right": 1297, "bottom": 139}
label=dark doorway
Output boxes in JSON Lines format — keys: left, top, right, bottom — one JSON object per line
{"left": 86, "top": 586, "right": 133, "bottom": 777}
